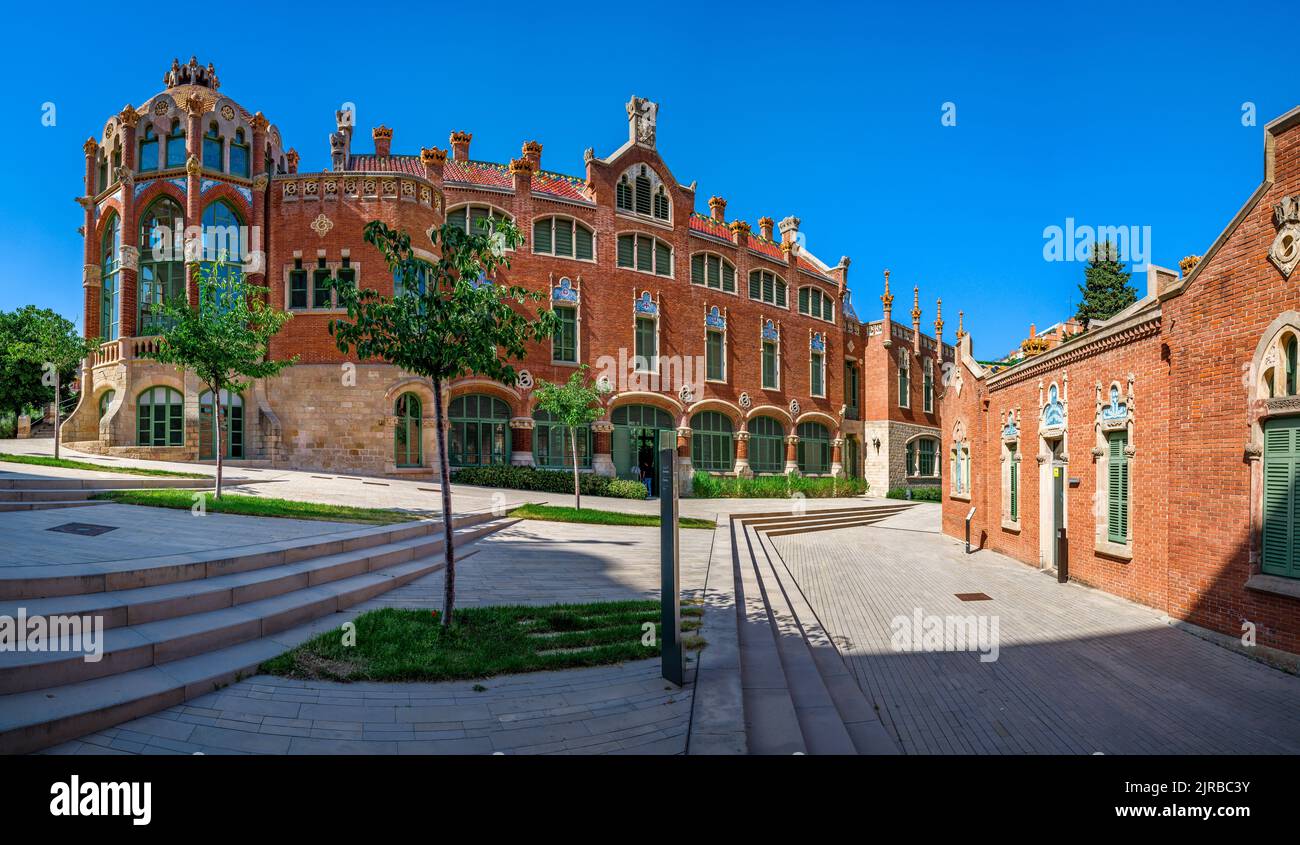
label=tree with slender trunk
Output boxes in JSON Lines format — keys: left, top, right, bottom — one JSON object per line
{"left": 1075, "top": 239, "right": 1137, "bottom": 327}
{"left": 329, "top": 218, "right": 556, "bottom": 628}
{"left": 9, "top": 307, "right": 95, "bottom": 460}
{"left": 152, "top": 259, "right": 295, "bottom": 499}
{"left": 533, "top": 366, "right": 609, "bottom": 510}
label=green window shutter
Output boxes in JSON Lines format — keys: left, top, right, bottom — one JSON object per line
{"left": 1010, "top": 458, "right": 1019, "bottom": 521}
{"left": 776, "top": 279, "right": 787, "bottom": 308}
{"left": 575, "top": 225, "right": 593, "bottom": 260}
{"left": 554, "top": 219, "right": 573, "bottom": 257}
{"left": 799, "top": 287, "right": 810, "bottom": 314}
{"left": 1107, "top": 431, "right": 1129, "bottom": 544}
{"left": 313, "top": 266, "right": 332, "bottom": 308}
{"left": 635, "top": 317, "right": 656, "bottom": 365}
{"left": 635, "top": 175, "right": 651, "bottom": 214}
{"left": 691, "top": 254, "right": 705, "bottom": 285}
{"left": 749, "top": 272, "right": 761, "bottom": 300}
{"left": 289, "top": 269, "right": 307, "bottom": 309}
{"left": 707, "top": 255, "right": 721, "bottom": 288}
{"left": 654, "top": 239, "right": 672, "bottom": 276}
{"left": 553, "top": 307, "right": 576, "bottom": 362}
{"left": 811, "top": 352, "right": 824, "bottom": 395}
{"left": 469, "top": 206, "right": 489, "bottom": 233}
{"left": 722, "top": 262, "right": 735, "bottom": 293}
{"left": 707, "top": 331, "right": 724, "bottom": 381}
{"left": 533, "top": 218, "right": 551, "bottom": 254}
{"left": 1262, "top": 420, "right": 1299, "bottom": 576}
{"left": 448, "top": 207, "right": 467, "bottom": 232}
{"left": 636, "top": 236, "right": 652, "bottom": 272}
{"left": 618, "top": 234, "right": 634, "bottom": 268}
{"left": 762, "top": 272, "right": 774, "bottom": 303}
{"left": 762, "top": 341, "right": 777, "bottom": 388}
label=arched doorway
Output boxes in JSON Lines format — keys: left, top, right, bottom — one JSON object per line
{"left": 611, "top": 404, "right": 675, "bottom": 495}
{"left": 448, "top": 394, "right": 510, "bottom": 467}
{"left": 394, "top": 393, "right": 423, "bottom": 468}
{"left": 199, "top": 389, "right": 244, "bottom": 460}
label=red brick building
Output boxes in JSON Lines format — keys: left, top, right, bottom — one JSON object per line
{"left": 63, "top": 59, "right": 950, "bottom": 492}
{"left": 941, "top": 104, "right": 1300, "bottom": 660}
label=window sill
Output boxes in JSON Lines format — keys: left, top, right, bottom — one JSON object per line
{"left": 1245, "top": 573, "right": 1300, "bottom": 601}
{"left": 690, "top": 282, "right": 739, "bottom": 297}
{"left": 618, "top": 265, "right": 674, "bottom": 280}
{"left": 705, "top": 378, "right": 727, "bottom": 385}
{"left": 1001, "top": 519, "right": 1021, "bottom": 533}
{"left": 290, "top": 307, "right": 349, "bottom": 315}
{"left": 949, "top": 493, "right": 970, "bottom": 502}
{"left": 615, "top": 211, "right": 673, "bottom": 230}
{"left": 550, "top": 360, "right": 579, "bottom": 367}
{"left": 532, "top": 252, "right": 597, "bottom": 264}
{"left": 1095, "top": 539, "right": 1132, "bottom": 561}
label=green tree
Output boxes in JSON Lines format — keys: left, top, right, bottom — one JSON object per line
{"left": 152, "top": 260, "right": 296, "bottom": 498}
{"left": 5, "top": 306, "right": 96, "bottom": 458}
{"left": 1075, "top": 239, "right": 1136, "bottom": 326}
{"left": 329, "top": 218, "right": 557, "bottom": 628}
{"left": 533, "top": 365, "right": 610, "bottom": 510}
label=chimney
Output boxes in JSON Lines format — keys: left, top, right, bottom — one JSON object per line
{"left": 372, "top": 126, "right": 393, "bottom": 158}
{"left": 758, "top": 216, "right": 774, "bottom": 241}
{"left": 881, "top": 269, "right": 894, "bottom": 349}
{"left": 508, "top": 156, "right": 535, "bottom": 194}
{"left": 1029, "top": 322, "right": 1036, "bottom": 338}
{"left": 420, "top": 146, "right": 447, "bottom": 184}
{"left": 708, "top": 196, "right": 726, "bottom": 223}
{"left": 729, "top": 220, "right": 750, "bottom": 247}
{"left": 521, "top": 140, "right": 542, "bottom": 171}
{"left": 778, "top": 215, "right": 800, "bottom": 246}
{"left": 331, "top": 110, "right": 353, "bottom": 171}
{"left": 450, "top": 131, "right": 472, "bottom": 162}
{"left": 286, "top": 148, "right": 299, "bottom": 174}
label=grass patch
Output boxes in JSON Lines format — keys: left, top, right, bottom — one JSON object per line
{"left": 509, "top": 503, "right": 715, "bottom": 530}
{"left": 0, "top": 452, "right": 207, "bottom": 478}
{"left": 92, "top": 489, "right": 421, "bottom": 525}
{"left": 262, "top": 601, "right": 681, "bottom": 682}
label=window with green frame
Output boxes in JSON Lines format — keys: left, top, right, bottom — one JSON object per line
{"left": 762, "top": 340, "right": 778, "bottom": 389}
{"left": 1262, "top": 417, "right": 1300, "bottom": 578}
{"left": 533, "top": 217, "right": 594, "bottom": 261}
{"left": 533, "top": 409, "right": 591, "bottom": 470}
{"left": 617, "top": 233, "right": 672, "bottom": 276}
{"left": 691, "top": 411, "right": 734, "bottom": 472}
{"left": 136, "top": 386, "right": 183, "bottom": 447}
{"left": 798, "top": 286, "right": 835, "bottom": 322}
{"left": 552, "top": 306, "right": 577, "bottom": 363}
{"left": 923, "top": 358, "right": 934, "bottom": 412}
{"left": 916, "top": 437, "right": 937, "bottom": 476}
{"left": 288, "top": 258, "right": 308, "bottom": 309}
{"left": 394, "top": 393, "right": 423, "bottom": 468}
{"left": 138, "top": 197, "right": 185, "bottom": 335}
{"left": 200, "top": 200, "right": 243, "bottom": 297}
{"left": 448, "top": 394, "right": 511, "bottom": 467}
{"left": 165, "top": 120, "right": 187, "bottom": 168}
{"left": 138, "top": 124, "right": 158, "bottom": 171}
{"left": 312, "top": 258, "right": 333, "bottom": 309}
{"left": 100, "top": 213, "right": 121, "bottom": 341}
{"left": 1008, "top": 443, "right": 1019, "bottom": 522}
{"left": 706, "top": 329, "right": 725, "bottom": 382}
{"left": 844, "top": 361, "right": 860, "bottom": 418}
{"left": 749, "top": 416, "right": 785, "bottom": 474}
{"left": 1106, "top": 430, "right": 1129, "bottom": 544}
{"left": 810, "top": 351, "right": 825, "bottom": 397}
{"left": 898, "top": 354, "right": 910, "bottom": 408}
{"left": 690, "top": 253, "right": 736, "bottom": 293}
{"left": 447, "top": 204, "right": 512, "bottom": 236}
{"left": 796, "top": 422, "right": 830, "bottom": 474}
{"left": 634, "top": 316, "right": 657, "bottom": 371}
{"left": 748, "top": 269, "right": 788, "bottom": 307}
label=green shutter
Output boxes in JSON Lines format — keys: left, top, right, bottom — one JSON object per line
{"left": 707, "top": 255, "right": 721, "bottom": 288}
{"left": 636, "top": 236, "right": 652, "bottom": 272}
{"left": 1107, "top": 431, "right": 1129, "bottom": 544}
{"left": 811, "top": 352, "right": 823, "bottom": 395}
{"left": 554, "top": 219, "right": 573, "bottom": 257}
{"left": 799, "top": 287, "right": 810, "bottom": 314}
{"left": 654, "top": 239, "right": 671, "bottom": 276}
{"left": 533, "top": 218, "right": 551, "bottom": 254}
{"left": 776, "top": 279, "right": 787, "bottom": 307}
{"left": 762, "top": 341, "right": 776, "bottom": 388}
{"left": 691, "top": 254, "right": 705, "bottom": 285}
{"left": 749, "top": 272, "right": 761, "bottom": 300}
{"left": 575, "top": 225, "right": 593, "bottom": 260}
{"left": 1262, "top": 419, "right": 1300, "bottom": 577}
{"left": 617, "top": 234, "right": 634, "bottom": 268}
{"left": 722, "top": 262, "right": 735, "bottom": 293}
{"left": 469, "top": 205, "right": 489, "bottom": 233}
{"left": 707, "top": 330, "right": 724, "bottom": 381}
{"left": 1009, "top": 454, "right": 1018, "bottom": 521}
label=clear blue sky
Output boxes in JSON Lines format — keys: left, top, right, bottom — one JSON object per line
{"left": 0, "top": 0, "right": 1292, "bottom": 358}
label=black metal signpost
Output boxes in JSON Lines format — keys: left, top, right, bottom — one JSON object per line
{"left": 659, "top": 433, "right": 683, "bottom": 686}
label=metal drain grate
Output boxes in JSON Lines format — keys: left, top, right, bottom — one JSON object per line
{"left": 955, "top": 592, "right": 992, "bottom": 602}
{"left": 47, "top": 523, "right": 118, "bottom": 537}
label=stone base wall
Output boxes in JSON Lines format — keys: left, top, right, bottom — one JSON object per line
{"left": 862, "top": 419, "right": 942, "bottom": 494}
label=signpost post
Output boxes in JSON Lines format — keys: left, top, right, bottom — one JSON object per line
{"left": 659, "top": 431, "right": 683, "bottom": 686}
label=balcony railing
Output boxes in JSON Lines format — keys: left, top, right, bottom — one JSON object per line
{"left": 93, "top": 336, "right": 161, "bottom": 367}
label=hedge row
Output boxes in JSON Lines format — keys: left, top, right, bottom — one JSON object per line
{"left": 886, "top": 486, "right": 942, "bottom": 501}
{"left": 691, "top": 471, "right": 870, "bottom": 499}
{"left": 449, "top": 465, "right": 649, "bottom": 500}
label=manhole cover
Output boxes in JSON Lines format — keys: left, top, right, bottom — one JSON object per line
{"left": 955, "top": 592, "right": 992, "bottom": 602}
{"left": 47, "top": 523, "right": 118, "bottom": 537}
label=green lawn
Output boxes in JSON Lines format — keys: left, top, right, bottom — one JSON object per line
{"left": 0, "top": 453, "right": 208, "bottom": 478}
{"left": 262, "top": 600, "right": 702, "bottom": 682}
{"left": 92, "top": 489, "right": 423, "bottom": 525}
{"left": 509, "top": 503, "right": 716, "bottom": 530}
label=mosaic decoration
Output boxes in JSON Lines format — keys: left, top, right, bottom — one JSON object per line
{"left": 1101, "top": 385, "right": 1128, "bottom": 421}
{"left": 1002, "top": 421, "right": 1019, "bottom": 439}
{"left": 1044, "top": 384, "right": 1064, "bottom": 427}
{"left": 168, "top": 177, "right": 187, "bottom": 193}
{"left": 762, "top": 319, "right": 778, "bottom": 342}
{"left": 552, "top": 277, "right": 579, "bottom": 303}
{"left": 811, "top": 332, "right": 826, "bottom": 352}
{"left": 634, "top": 291, "right": 657, "bottom": 316}
{"left": 706, "top": 306, "right": 725, "bottom": 330}
{"left": 221, "top": 104, "right": 235, "bottom": 121}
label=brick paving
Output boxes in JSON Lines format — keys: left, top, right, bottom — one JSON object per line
{"left": 770, "top": 504, "right": 1300, "bottom": 754}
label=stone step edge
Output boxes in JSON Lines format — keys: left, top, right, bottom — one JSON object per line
{"left": 730, "top": 503, "right": 913, "bottom": 522}
{"left": 763, "top": 517, "right": 890, "bottom": 537}
{"left": 684, "top": 521, "right": 747, "bottom": 755}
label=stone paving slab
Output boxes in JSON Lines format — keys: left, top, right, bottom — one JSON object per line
{"left": 770, "top": 504, "right": 1300, "bottom": 754}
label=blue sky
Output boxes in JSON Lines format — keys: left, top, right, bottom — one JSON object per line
{"left": 0, "top": 0, "right": 1292, "bottom": 358}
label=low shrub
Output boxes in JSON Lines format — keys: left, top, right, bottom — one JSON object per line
{"left": 449, "top": 465, "right": 648, "bottom": 500}
{"left": 691, "top": 471, "right": 869, "bottom": 499}
{"left": 886, "top": 485, "right": 942, "bottom": 501}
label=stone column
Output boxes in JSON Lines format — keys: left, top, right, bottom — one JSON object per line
{"left": 734, "top": 430, "right": 752, "bottom": 478}
{"left": 677, "top": 425, "right": 693, "bottom": 495}
{"left": 785, "top": 434, "right": 799, "bottom": 474}
{"left": 831, "top": 436, "right": 844, "bottom": 478}
{"left": 509, "top": 418, "right": 534, "bottom": 466}
{"left": 248, "top": 113, "right": 270, "bottom": 290}
{"left": 592, "top": 420, "right": 614, "bottom": 477}
{"left": 184, "top": 96, "right": 206, "bottom": 306}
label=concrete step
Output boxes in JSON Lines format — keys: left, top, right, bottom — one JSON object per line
{"left": 740, "top": 509, "right": 904, "bottom": 530}
{"left": 0, "top": 521, "right": 511, "bottom": 695}
{"left": 0, "top": 508, "right": 503, "bottom": 600}
{"left": 753, "top": 530, "right": 899, "bottom": 755}
{"left": 0, "top": 477, "right": 216, "bottom": 490}
{"left": 0, "top": 488, "right": 96, "bottom": 502}
{"left": 763, "top": 516, "right": 887, "bottom": 537}
{"left": 743, "top": 523, "right": 857, "bottom": 754}
{"left": 0, "top": 500, "right": 109, "bottom": 513}
{"left": 0, "top": 548, "right": 487, "bottom": 756}
{"left": 730, "top": 518, "right": 806, "bottom": 755}
{"left": 734, "top": 503, "right": 912, "bottom": 522}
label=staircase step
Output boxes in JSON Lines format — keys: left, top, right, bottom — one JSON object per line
{"left": 0, "top": 500, "right": 109, "bottom": 513}
{"left": 0, "top": 477, "right": 215, "bottom": 491}
{"left": 741, "top": 510, "right": 898, "bottom": 530}
{"left": 0, "top": 521, "right": 510, "bottom": 695}
{"left": 0, "top": 489, "right": 95, "bottom": 502}
{"left": 763, "top": 517, "right": 887, "bottom": 537}
{"left": 734, "top": 503, "right": 912, "bottom": 522}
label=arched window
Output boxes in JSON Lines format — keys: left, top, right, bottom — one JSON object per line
{"left": 394, "top": 393, "right": 423, "bottom": 468}
{"left": 201, "top": 200, "right": 244, "bottom": 299}
{"left": 138, "top": 198, "right": 185, "bottom": 335}
{"left": 199, "top": 389, "right": 244, "bottom": 460}
{"left": 951, "top": 438, "right": 971, "bottom": 496}
{"left": 611, "top": 404, "right": 676, "bottom": 485}
{"left": 796, "top": 422, "right": 831, "bottom": 474}
{"left": 446, "top": 204, "right": 512, "bottom": 236}
{"left": 617, "top": 233, "right": 672, "bottom": 276}
{"left": 97, "top": 152, "right": 109, "bottom": 193}
{"left": 449, "top": 394, "right": 510, "bottom": 467}
{"left": 137, "top": 386, "right": 183, "bottom": 447}
{"left": 616, "top": 175, "right": 633, "bottom": 212}
{"left": 798, "top": 287, "right": 836, "bottom": 323}
{"left": 165, "top": 120, "right": 187, "bottom": 169}
{"left": 749, "top": 416, "right": 785, "bottom": 474}
{"left": 906, "top": 436, "right": 939, "bottom": 477}
{"left": 690, "top": 253, "right": 736, "bottom": 293}
{"left": 100, "top": 213, "right": 121, "bottom": 341}
{"left": 616, "top": 165, "right": 670, "bottom": 222}
{"left": 748, "top": 269, "right": 788, "bottom": 307}
{"left": 203, "top": 122, "right": 224, "bottom": 172}
{"left": 98, "top": 390, "right": 116, "bottom": 421}
{"left": 691, "top": 411, "right": 734, "bottom": 473}
{"left": 138, "top": 124, "right": 159, "bottom": 172}
{"left": 534, "top": 408, "right": 591, "bottom": 469}
{"left": 230, "top": 129, "right": 250, "bottom": 178}
{"left": 533, "top": 217, "right": 594, "bottom": 260}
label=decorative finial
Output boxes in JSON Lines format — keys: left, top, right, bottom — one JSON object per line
{"left": 881, "top": 269, "right": 894, "bottom": 308}
{"left": 934, "top": 298, "right": 944, "bottom": 338}
{"left": 911, "top": 285, "right": 921, "bottom": 322}
{"left": 956, "top": 310, "right": 965, "bottom": 340}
